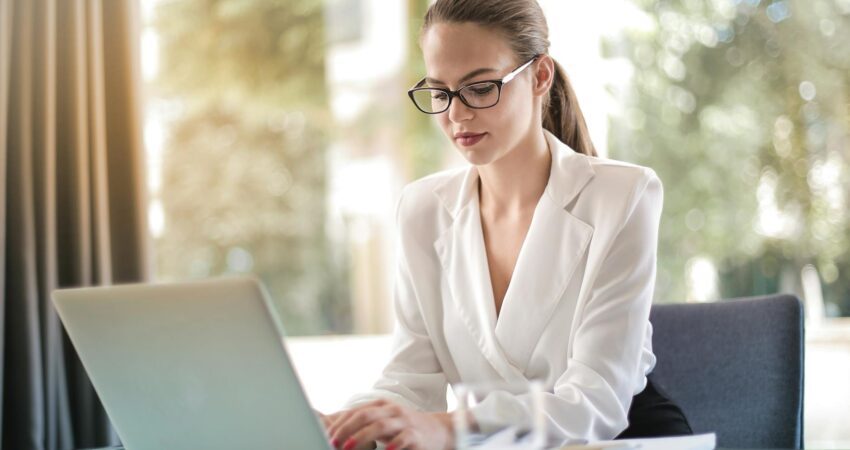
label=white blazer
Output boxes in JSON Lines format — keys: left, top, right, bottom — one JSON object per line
{"left": 345, "top": 130, "right": 663, "bottom": 442}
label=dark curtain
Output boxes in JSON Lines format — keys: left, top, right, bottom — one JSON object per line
{"left": 1, "top": 0, "right": 151, "bottom": 449}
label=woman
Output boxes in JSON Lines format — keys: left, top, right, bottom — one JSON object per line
{"left": 322, "top": 1, "right": 692, "bottom": 449}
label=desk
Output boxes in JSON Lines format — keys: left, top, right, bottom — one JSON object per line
{"left": 81, "top": 447, "right": 805, "bottom": 450}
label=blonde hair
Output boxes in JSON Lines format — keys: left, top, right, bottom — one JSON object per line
{"left": 422, "top": 0, "right": 597, "bottom": 156}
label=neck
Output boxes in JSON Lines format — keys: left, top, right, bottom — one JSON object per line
{"left": 477, "top": 129, "right": 551, "bottom": 217}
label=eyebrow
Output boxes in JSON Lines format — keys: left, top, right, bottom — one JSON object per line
{"left": 424, "top": 67, "right": 497, "bottom": 86}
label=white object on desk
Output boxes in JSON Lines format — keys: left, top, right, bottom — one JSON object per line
{"left": 558, "top": 433, "right": 716, "bottom": 450}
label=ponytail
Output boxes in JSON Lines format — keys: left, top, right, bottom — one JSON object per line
{"left": 543, "top": 59, "right": 597, "bottom": 157}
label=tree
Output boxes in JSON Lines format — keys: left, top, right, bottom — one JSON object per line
{"left": 606, "top": 0, "right": 850, "bottom": 312}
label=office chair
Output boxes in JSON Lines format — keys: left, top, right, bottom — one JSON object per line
{"left": 649, "top": 294, "right": 805, "bottom": 449}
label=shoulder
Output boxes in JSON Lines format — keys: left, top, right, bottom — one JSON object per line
{"left": 568, "top": 155, "right": 663, "bottom": 227}
{"left": 582, "top": 156, "right": 662, "bottom": 206}
{"left": 587, "top": 156, "right": 660, "bottom": 190}
{"left": 396, "top": 166, "right": 467, "bottom": 223}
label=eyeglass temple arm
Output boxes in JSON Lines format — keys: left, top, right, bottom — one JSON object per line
{"left": 410, "top": 55, "right": 537, "bottom": 90}
{"left": 501, "top": 57, "right": 538, "bottom": 84}
{"left": 410, "top": 78, "right": 427, "bottom": 90}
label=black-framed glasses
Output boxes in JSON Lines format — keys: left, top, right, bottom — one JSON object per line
{"left": 407, "top": 56, "right": 538, "bottom": 114}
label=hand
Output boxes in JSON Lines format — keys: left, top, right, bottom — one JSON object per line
{"left": 326, "top": 399, "right": 455, "bottom": 450}
{"left": 316, "top": 410, "right": 343, "bottom": 430}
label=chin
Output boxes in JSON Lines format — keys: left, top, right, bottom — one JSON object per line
{"left": 458, "top": 147, "right": 498, "bottom": 166}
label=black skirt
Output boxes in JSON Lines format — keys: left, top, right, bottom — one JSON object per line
{"left": 615, "top": 374, "right": 693, "bottom": 439}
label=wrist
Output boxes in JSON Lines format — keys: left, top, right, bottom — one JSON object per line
{"left": 433, "top": 412, "right": 456, "bottom": 439}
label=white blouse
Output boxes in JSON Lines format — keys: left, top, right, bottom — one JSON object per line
{"left": 345, "top": 129, "right": 662, "bottom": 442}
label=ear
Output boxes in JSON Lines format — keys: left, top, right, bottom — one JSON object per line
{"left": 531, "top": 54, "right": 555, "bottom": 97}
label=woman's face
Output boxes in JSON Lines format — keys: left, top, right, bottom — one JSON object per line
{"left": 420, "top": 22, "right": 540, "bottom": 167}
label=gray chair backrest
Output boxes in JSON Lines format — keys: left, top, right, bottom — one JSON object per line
{"left": 648, "top": 294, "right": 804, "bottom": 449}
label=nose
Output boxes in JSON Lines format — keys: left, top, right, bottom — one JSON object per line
{"left": 447, "top": 96, "right": 473, "bottom": 123}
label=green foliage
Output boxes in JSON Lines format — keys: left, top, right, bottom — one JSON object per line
{"left": 152, "top": 0, "right": 350, "bottom": 334}
{"left": 607, "top": 0, "right": 850, "bottom": 312}
{"left": 154, "top": 0, "right": 328, "bottom": 112}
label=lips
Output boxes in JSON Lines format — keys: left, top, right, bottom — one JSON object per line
{"left": 454, "top": 132, "right": 487, "bottom": 147}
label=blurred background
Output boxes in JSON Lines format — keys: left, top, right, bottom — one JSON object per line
{"left": 138, "top": 0, "right": 849, "bottom": 447}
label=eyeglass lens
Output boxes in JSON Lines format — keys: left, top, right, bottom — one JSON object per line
{"left": 411, "top": 81, "right": 500, "bottom": 113}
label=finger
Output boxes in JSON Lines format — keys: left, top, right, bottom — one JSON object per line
{"left": 317, "top": 412, "right": 340, "bottom": 439}
{"left": 326, "top": 400, "right": 392, "bottom": 442}
{"left": 326, "top": 408, "right": 359, "bottom": 438}
{"left": 348, "top": 438, "right": 378, "bottom": 450}
{"left": 329, "top": 399, "right": 386, "bottom": 429}
{"left": 331, "top": 405, "right": 394, "bottom": 444}
{"left": 330, "top": 405, "right": 396, "bottom": 448}
{"left": 365, "top": 398, "right": 388, "bottom": 407}
{"left": 385, "top": 429, "right": 416, "bottom": 450}
{"left": 347, "top": 417, "right": 406, "bottom": 449}
{"left": 315, "top": 411, "right": 328, "bottom": 428}
{"left": 322, "top": 412, "right": 344, "bottom": 430}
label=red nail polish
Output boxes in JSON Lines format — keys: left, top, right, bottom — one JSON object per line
{"left": 386, "top": 445, "right": 396, "bottom": 450}
{"left": 343, "top": 438, "right": 357, "bottom": 450}
{"left": 330, "top": 438, "right": 339, "bottom": 448}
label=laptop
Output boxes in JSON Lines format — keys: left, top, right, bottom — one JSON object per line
{"left": 52, "top": 275, "right": 332, "bottom": 450}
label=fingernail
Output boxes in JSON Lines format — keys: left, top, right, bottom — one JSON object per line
{"left": 342, "top": 438, "right": 356, "bottom": 450}
{"left": 386, "top": 445, "right": 396, "bottom": 450}
{"left": 330, "top": 438, "right": 339, "bottom": 448}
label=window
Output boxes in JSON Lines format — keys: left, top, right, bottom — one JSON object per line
{"left": 142, "top": 0, "right": 450, "bottom": 337}
{"left": 140, "top": 1, "right": 850, "bottom": 443}
{"left": 605, "top": 0, "right": 850, "bottom": 315}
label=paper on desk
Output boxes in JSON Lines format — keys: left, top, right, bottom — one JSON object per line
{"left": 558, "top": 432, "right": 716, "bottom": 450}
{"left": 463, "top": 425, "right": 546, "bottom": 449}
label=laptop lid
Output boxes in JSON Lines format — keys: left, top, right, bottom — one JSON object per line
{"left": 52, "top": 276, "right": 331, "bottom": 450}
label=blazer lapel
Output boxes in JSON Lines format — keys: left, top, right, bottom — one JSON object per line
{"left": 434, "top": 169, "right": 527, "bottom": 382}
{"left": 494, "top": 131, "right": 596, "bottom": 371}
{"left": 493, "top": 195, "right": 593, "bottom": 370}
{"left": 433, "top": 130, "right": 596, "bottom": 379}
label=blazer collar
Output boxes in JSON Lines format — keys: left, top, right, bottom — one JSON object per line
{"left": 432, "top": 130, "right": 596, "bottom": 380}
{"left": 433, "top": 129, "right": 596, "bottom": 217}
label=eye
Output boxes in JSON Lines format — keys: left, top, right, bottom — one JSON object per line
{"left": 467, "top": 84, "right": 496, "bottom": 96}
{"left": 431, "top": 91, "right": 448, "bottom": 100}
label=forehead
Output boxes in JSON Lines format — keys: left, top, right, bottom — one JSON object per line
{"left": 420, "top": 22, "right": 517, "bottom": 85}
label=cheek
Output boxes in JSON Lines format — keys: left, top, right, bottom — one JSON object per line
{"left": 500, "top": 87, "right": 534, "bottom": 119}
{"left": 483, "top": 94, "right": 528, "bottom": 135}
{"left": 495, "top": 89, "right": 535, "bottom": 133}
{"left": 436, "top": 115, "right": 453, "bottom": 135}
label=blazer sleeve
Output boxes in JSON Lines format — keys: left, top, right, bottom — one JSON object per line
{"left": 342, "top": 189, "right": 449, "bottom": 412}
{"left": 470, "top": 169, "right": 663, "bottom": 442}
